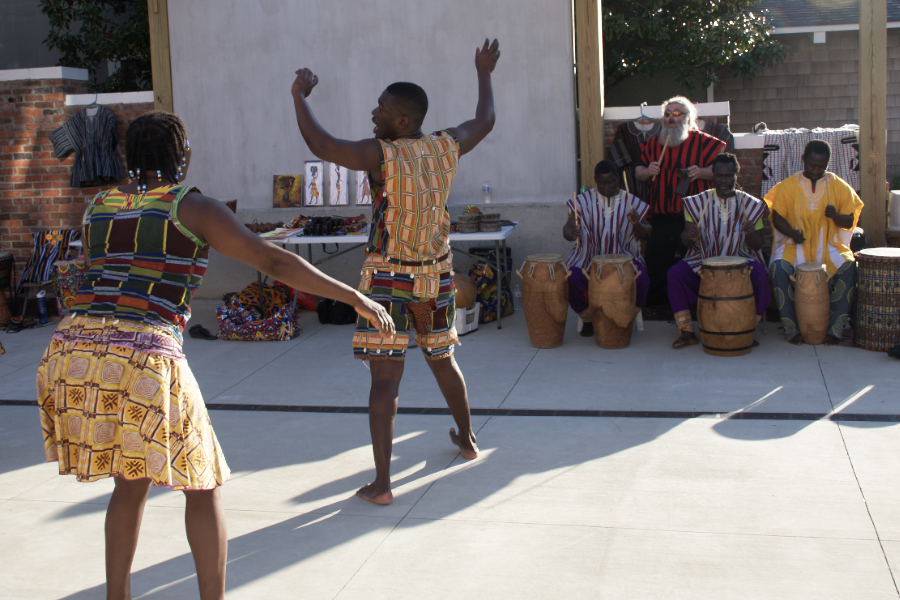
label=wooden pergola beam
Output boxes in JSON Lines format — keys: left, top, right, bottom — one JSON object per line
{"left": 858, "top": 0, "right": 887, "bottom": 245}
{"left": 574, "top": 0, "right": 605, "bottom": 189}
{"left": 147, "top": 0, "right": 174, "bottom": 113}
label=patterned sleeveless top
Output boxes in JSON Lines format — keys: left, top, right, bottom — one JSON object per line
{"left": 71, "top": 184, "right": 208, "bottom": 342}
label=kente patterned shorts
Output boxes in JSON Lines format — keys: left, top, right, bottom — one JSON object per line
{"left": 352, "top": 270, "right": 458, "bottom": 361}
{"left": 36, "top": 314, "right": 230, "bottom": 490}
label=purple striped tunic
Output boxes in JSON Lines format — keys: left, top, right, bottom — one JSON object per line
{"left": 682, "top": 189, "right": 767, "bottom": 273}
{"left": 565, "top": 189, "right": 649, "bottom": 271}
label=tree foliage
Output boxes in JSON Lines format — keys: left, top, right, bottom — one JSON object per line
{"left": 40, "top": 0, "right": 151, "bottom": 93}
{"left": 602, "top": 0, "right": 789, "bottom": 91}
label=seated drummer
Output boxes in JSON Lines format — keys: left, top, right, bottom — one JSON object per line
{"left": 668, "top": 153, "right": 770, "bottom": 349}
{"left": 563, "top": 159, "right": 651, "bottom": 337}
{"left": 765, "top": 140, "right": 863, "bottom": 346}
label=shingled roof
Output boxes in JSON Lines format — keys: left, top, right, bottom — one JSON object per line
{"left": 759, "top": 0, "right": 900, "bottom": 28}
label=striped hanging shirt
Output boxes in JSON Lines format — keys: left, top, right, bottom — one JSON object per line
{"left": 565, "top": 189, "right": 649, "bottom": 271}
{"left": 49, "top": 106, "right": 127, "bottom": 188}
{"left": 71, "top": 184, "right": 209, "bottom": 342}
{"left": 681, "top": 189, "right": 767, "bottom": 273}
{"left": 639, "top": 129, "right": 725, "bottom": 216}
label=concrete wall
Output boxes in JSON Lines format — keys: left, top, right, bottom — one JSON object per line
{"left": 715, "top": 30, "right": 900, "bottom": 181}
{"left": 166, "top": 0, "right": 577, "bottom": 208}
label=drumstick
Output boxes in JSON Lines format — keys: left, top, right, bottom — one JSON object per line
{"left": 622, "top": 172, "right": 634, "bottom": 213}
{"left": 697, "top": 191, "right": 713, "bottom": 226}
{"left": 572, "top": 193, "right": 581, "bottom": 247}
{"left": 652, "top": 134, "right": 669, "bottom": 182}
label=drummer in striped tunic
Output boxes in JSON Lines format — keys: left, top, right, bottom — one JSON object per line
{"left": 563, "top": 160, "right": 651, "bottom": 337}
{"left": 668, "top": 153, "right": 770, "bottom": 349}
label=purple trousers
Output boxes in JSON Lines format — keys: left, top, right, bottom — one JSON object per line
{"left": 568, "top": 264, "right": 649, "bottom": 314}
{"left": 667, "top": 259, "right": 770, "bottom": 317}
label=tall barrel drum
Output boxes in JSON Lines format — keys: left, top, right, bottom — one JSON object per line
{"left": 697, "top": 256, "right": 756, "bottom": 356}
{"left": 855, "top": 248, "right": 900, "bottom": 351}
{"left": 792, "top": 262, "right": 830, "bottom": 345}
{"left": 518, "top": 254, "right": 569, "bottom": 348}
{"left": 588, "top": 254, "right": 638, "bottom": 349}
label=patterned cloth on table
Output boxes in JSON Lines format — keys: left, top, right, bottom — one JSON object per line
{"left": 639, "top": 129, "right": 725, "bottom": 216}
{"left": 769, "top": 259, "right": 855, "bottom": 340}
{"left": 216, "top": 281, "right": 300, "bottom": 341}
{"left": 73, "top": 184, "right": 208, "bottom": 343}
{"left": 16, "top": 229, "right": 81, "bottom": 295}
{"left": 49, "top": 106, "right": 127, "bottom": 188}
{"left": 37, "top": 314, "right": 230, "bottom": 490}
{"left": 763, "top": 172, "right": 863, "bottom": 275}
{"left": 51, "top": 259, "right": 87, "bottom": 316}
{"left": 353, "top": 270, "right": 457, "bottom": 360}
{"left": 761, "top": 127, "right": 859, "bottom": 197}
{"left": 610, "top": 121, "right": 662, "bottom": 203}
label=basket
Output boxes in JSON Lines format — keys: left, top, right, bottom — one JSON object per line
{"left": 479, "top": 221, "right": 501, "bottom": 232}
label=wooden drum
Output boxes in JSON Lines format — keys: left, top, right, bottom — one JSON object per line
{"left": 518, "top": 254, "right": 569, "bottom": 348}
{"left": 697, "top": 256, "right": 756, "bottom": 356}
{"left": 588, "top": 254, "right": 638, "bottom": 349}
{"left": 792, "top": 262, "right": 830, "bottom": 345}
{"left": 855, "top": 248, "right": 900, "bottom": 351}
{"left": 0, "top": 251, "right": 13, "bottom": 326}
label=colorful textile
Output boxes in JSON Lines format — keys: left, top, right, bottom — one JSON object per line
{"left": 49, "top": 106, "right": 127, "bottom": 187}
{"left": 468, "top": 261, "right": 513, "bottom": 324}
{"left": 37, "top": 315, "right": 230, "bottom": 490}
{"left": 353, "top": 270, "right": 457, "bottom": 360}
{"left": 72, "top": 184, "right": 208, "bottom": 342}
{"left": 610, "top": 121, "right": 662, "bottom": 203}
{"left": 764, "top": 172, "right": 863, "bottom": 275}
{"left": 668, "top": 259, "right": 770, "bottom": 330}
{"left": 681, "top": 190, "right": 767, "bottom": 273}
{"left": 51, "top": 259, "right": 87, "bottom": 316}
{"left": 565, "top": 189, "right": 649, "bottom": 271}
{"left": 761, "top": 127, "right": 860, "bottom": 197}
{"left": 701, "top": 120, "right": 735, "bottom": 154}
{"left": 363, "top": 131, "right": 459, "bottom": 291}
{"left": 769, "top": 259, "right": 855, "bottom": 340}
{"left": 216, "top": 281, "right": 301, "bottom": 342}
{"left": 15, "top": 229, "right": 81, "bottom": 295}
{"left": 639, "top": 130, "right": 725, "bottom": 216}
{"left": 568, "top": 264, "right": 649, "bottom": 317}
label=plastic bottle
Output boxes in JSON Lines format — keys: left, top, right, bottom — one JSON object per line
{"left": 36, "top": 290, "right": 48, "bottom": 324}
{"left": 513, "top": 284, "right": 522, "bottom": 311}
{"left": 483, "top": 180, "right": 492, "bottom": 204}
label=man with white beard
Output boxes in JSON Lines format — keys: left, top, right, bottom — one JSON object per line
{"left": 636, "top": 96, "right": 724, "bottom": 305}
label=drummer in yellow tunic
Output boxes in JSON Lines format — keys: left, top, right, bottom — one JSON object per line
{"left": 765, "top": 140, "right": 864, "bottom": 345}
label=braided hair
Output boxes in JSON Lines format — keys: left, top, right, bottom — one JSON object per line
{"left": 124, "top": 111, "right": 189, "bottom": 190}
{"left": 711, "top": 152, "right": 740, "bottom": 173}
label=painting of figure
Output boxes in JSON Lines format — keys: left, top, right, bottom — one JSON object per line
{"left": 330, "top": 163, "right": 348, "bottom": 205}
{"left": 356, "top": 170, "right": 372, "bottom": 205}
{"left": 305, "top": 161, "right": 323, "bottom": 206}
{"left": 273, "top": 174, "right": 303, "bottom": 208}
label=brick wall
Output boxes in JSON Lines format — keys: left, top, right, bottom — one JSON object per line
{"left": 0, "top": 75, "right": 153, "bottom": 279}
{"left": 715, "top": 30, "right": 900, "bottom": 181}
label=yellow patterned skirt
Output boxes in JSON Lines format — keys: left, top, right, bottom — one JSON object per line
{"left": 36, "top": 315, "right": 230, "bottom": 490}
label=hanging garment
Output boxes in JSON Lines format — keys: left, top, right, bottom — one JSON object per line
{"left": 609, "top": 121, "right": 662, "bottom": 203}
{"left": 762, "top": 126, "right": 859, "bottom": 197}
{"left": 701, "top": 119, "right": 735, "bottom": 154}
{"left": 49, "top": 105, "right": 127, "bottom": 187}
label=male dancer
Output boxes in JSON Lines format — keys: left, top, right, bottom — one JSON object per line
{"left": 563, "top": 160, "right": 651, "bottom": 337}
{"left": 291, "top": 39, "right": 501, "bottom": 504}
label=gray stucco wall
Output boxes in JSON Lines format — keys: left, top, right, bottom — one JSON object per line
{"left": 167, "top": 0, "right": 578, "bottom": 208}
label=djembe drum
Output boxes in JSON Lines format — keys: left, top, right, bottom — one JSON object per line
{"left": 0, "top": 251, "right": 12, "bottom": 325}
{"left": 588, "top": 254, "right": 638, "bottom": 349}
{"left": 51, "top": 258, "right": 87, "bottom": 317}
{"left": 697, "top": 256, "right": 756, "bottom": 356}
{"left": 792, "top": 262, "right": 830, "bottom": 345}
{"left": 886, "top": 228, "right": 900, "bottom": 248}
{"left": 855, "top": 248, "right": 900, "bottom": 351}
{"left": 518, "top": 254, "right": 569, "bottom": 348}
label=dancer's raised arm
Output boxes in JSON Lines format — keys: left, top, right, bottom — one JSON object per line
{"left": 446, "top": 38, "right": 500, "bottom": 156}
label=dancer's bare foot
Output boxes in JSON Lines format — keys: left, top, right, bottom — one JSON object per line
{"left": 823, "top": 334, "right": 841, "bottom": 346}
{"left": 788, "top": 334, "right": 803, "bottom": 346}
{"left": 356, "top": 482, "right": 393, "bottom": 505}
{"left": 672, "top": 331, "right": 699, "bottom": 349}
{"left": 450, "top": 428, "right": 478, "bottom": 459}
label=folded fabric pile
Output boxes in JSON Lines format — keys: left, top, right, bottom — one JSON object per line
{"left": 288, "top": 214, "right": 368, "bottom": 235}
{"left": 216, "top": 281, "right": 301, "bottom": 341}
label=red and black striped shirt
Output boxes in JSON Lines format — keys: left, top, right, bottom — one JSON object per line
{"left": 639, "top": 130, "right": 725, "bottom": 216}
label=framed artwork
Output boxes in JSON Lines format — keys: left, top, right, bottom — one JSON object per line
{"left": 273, "top": 174, "right": 303, "bottom": 208}
{"left": 356, "top": 170, "right": 372, "bottom": 205}
{"left": 304, "top": 160, "right": 323, "bottom": 206}
{"left": 329, "top": 163, "right": 348, "bottom": 205}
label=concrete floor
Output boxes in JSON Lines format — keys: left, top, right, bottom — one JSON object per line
{"left": 1, "top": 300, "right": 899, "bottom": 599}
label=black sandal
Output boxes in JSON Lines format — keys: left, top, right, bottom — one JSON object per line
{"left": 189, "top": 324, "right": 218, "bottom": 340}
